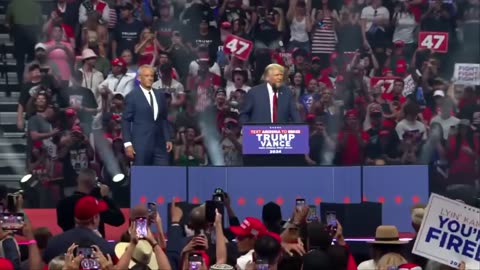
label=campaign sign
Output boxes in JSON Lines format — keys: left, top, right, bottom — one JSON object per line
{"left": 413, "top": 193, "right": 480, "bottom": 269}
{"left": 418, "top": 32, "right": 449, "bottom": 53}
{"left": 370, "top": 77, "right": 400, "bottom": 93}
{"left": 242, "top": 125, "right": 309, "bottom": 155}
{"left": 453, "top": 63, "right": 480, "bottom": 86}
{"left": 223, "top": 35, "right": 253, "bottom": 61}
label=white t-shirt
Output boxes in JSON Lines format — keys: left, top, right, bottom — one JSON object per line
{"left": 236, "top": 249, "right": 254, "bottom": 270}
{"left": 360, "top": 5, "right": 390, "bottom": 31}
{"left": 393, "top": 12, "right": 417, "bottom": 44}
{"left": 395, "top": 119, "right": 427, "bottom": 140}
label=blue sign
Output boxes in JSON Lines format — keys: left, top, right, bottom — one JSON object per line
{"left": 242, "top": 125, "right": 309, "bottom": 155}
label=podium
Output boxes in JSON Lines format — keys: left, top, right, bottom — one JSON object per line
{"left": 242, "top": 124, "right": 309, "bottom": 167}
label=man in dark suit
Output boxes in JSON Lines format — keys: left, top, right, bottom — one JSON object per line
{"left": 240, "top": 64, "right": 301, "bottom": 124}
{"left": 122, "top": 65, "right": 173, "bottom": 165}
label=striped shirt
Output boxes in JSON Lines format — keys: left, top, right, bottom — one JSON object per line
{"left": 311, "top": 16, "right": 336, "bottom": 54}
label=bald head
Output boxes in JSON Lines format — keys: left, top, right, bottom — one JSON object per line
{"left": 264, "top": 64, "right": 285, "bottom": 88}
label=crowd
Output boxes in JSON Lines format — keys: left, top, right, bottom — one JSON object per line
{"left": 6, "top": 0, "right": 480, "bottom": 201}
{"left": 0, "top": 175, "right": 475, "bottom": 270}
{"left": 1, "top": 0, "right": 479, "bottom": 268}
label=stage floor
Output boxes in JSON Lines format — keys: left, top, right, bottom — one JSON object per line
{"left": 18, "top": 209, "right": 414, "bottom": 243}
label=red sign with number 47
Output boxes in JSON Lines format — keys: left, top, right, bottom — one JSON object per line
{"left": 418, "top": 32, "right": 449, "bottom": 53}
{"left": 223, "top": 35, "right": 253, "bottom": 61}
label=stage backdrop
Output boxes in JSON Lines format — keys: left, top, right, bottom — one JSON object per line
{"left": 131, "top": 166, "right": 428, "bottom": 232}
{"left": 362, "top": 165, "right": 429, "bottom": 232}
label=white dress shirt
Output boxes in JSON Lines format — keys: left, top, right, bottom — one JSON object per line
{"left": 140, "top": 86, "right": 158, "bottom": 121}
{"left": 124, "top": 86, "right": 158, "bottom": 149}
{"left": 267, "top": 83, "right": 276, "bottom": 123}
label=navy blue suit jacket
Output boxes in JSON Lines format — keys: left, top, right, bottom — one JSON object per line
{"left": 239, "top": 83, "right": 301, "bottom": 124}
{"left": 121, "top": 86, "right": 171, "bottom": 165}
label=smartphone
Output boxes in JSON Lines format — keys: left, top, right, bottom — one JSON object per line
{"left": 307, "top": 205, "right": 318, "bottom": 222}
{"left": 135, "top": 217, "right": 148, "bottom": 239}
{"left": 296, "top": 198, "right": 306, "bottom": 211}
{"left": 205, "top": 200, "right": 216, "bottom": 223}
{"left": 147, "top": 202, "right": 156, "bottom": 217}
{"left": 255, "top": 258, "right": 269, "bottom": 270}
{"left": 326, "top": 211, "right": 337, "bottom": 228}
{"left": 76, "top": 247, "right": 93, "bottom": 258}
{"left": 188, "top": 253, "right": 203, "bottom": 270}
{"left": 0, "top": 213, "right": 24, "bottom": 231}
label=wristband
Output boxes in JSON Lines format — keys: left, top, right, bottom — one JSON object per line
{"left": 26, "top": 240, "right": 37, "bottom": 245}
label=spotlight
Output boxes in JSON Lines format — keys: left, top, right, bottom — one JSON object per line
{"left": 112, "top": 173, "right": 125, "bottom": 183}
{"left": 19, "top": 174, "right": 38, "bottom": 190}
{"left": 20, "top": 174, "right": 32, "bottom": 184}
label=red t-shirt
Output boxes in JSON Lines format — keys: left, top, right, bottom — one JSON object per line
{"left": 338, "top": 130, "right": 369, "bottom": 165}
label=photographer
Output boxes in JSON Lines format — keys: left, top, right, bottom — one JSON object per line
{"left": 56, "top": 168, "right": 124, "bottom": 238}
{"left": 57, "top": 125, "right": 95, "bottom": 197}
{"left": 220, "top": 118, "right": 242, "bottom": 166}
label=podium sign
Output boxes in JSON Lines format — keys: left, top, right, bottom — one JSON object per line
{"left": 242, "top": 125, "right": 309, "bottom": 155}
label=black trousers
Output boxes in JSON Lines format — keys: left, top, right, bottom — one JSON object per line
{"left": 11, "top": 25, "right": 38, "bottom": 84}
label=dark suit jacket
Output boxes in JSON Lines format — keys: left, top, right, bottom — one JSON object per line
{"left": 239, "top": 83, "right": 301, "bottom": 124}
{"left": 56, "top": 191, "right": 125, "bottom": 238}
{"left": 121, "top": 87, "right": 172, "bottom": 165}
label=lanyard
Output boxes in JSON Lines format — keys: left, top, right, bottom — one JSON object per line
{"left": 83, "top": 71, "right": 94, "bottom": 89}
{"left": 113, "top": 75, "right": 125, "bottom": 92}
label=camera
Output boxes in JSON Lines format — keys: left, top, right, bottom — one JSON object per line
{"left": 212, "top": 188, "right": 224, "bottom": 203}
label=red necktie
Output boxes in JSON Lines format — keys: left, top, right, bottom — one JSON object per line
{"left": 272, "top": 92, "right": 278, "bottom": 123}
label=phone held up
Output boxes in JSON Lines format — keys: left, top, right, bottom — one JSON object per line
{"left": 326, "top": 211, "right": 337, "bottom": 235}
{"left": 188, "top": 253, "right": 203, "bottom": 270}
{"left": 307, "top": 205, "right": 318, "bottom": 222}
{"left": 296, "top": 198, "right": 306, "bottom": 211}
{"left": 76, "top": 246, "right": 100, "bottom": 270}
{"left": 135, "top": 217, "right": 148, "bottom": 239}
{"left": 147, "top": 202, "right": 156, "bottom": 218}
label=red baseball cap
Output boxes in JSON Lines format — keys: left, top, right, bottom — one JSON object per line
{"left": 396, "top": 59, "right": 407, "bottom": 75}
{"left": 230, "top": 217, "right": 267, "bottom": 238}
{"left": 0, "top": 258, "right": 14, "bottom": 270}
{"left": 71, "top": 125, "right": 83, "bottom": 134}
{"left": 74, "top": 196, "right": 108, "bottom": 220}
{"left": 65, "top": 108, "right": 77, "bottom": 117}
{"left": 394, "top": 40, "right": 405, "bottom": 48}
{"left": 111, "top": 57, "right": 127, "bottom": 67}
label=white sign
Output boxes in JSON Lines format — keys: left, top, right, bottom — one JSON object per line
{"left": 453, "top": 64, "right": 480, "bottom": 86}
{"left": 403, "top": 75, "right": 415, "bottom": 96}
{"left": 413, "top": 193, "right": 480, "bottom": 269}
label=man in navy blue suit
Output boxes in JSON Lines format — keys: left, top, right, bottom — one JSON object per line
{"left": 121, "top": 65, "right": 173, "bottom": 166}
{"left": 239, "top": 64, "right": 301, "bottom": 124}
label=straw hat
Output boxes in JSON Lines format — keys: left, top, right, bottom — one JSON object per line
{"left": 114, "top": 240, "right": 158, "bottom": 269}
{"left": 369, "top": 225, "right": 407, "bottom": 245}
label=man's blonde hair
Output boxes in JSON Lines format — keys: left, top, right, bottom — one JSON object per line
{"left": 263, "top": 64, "right": 285, "bottom": 77}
